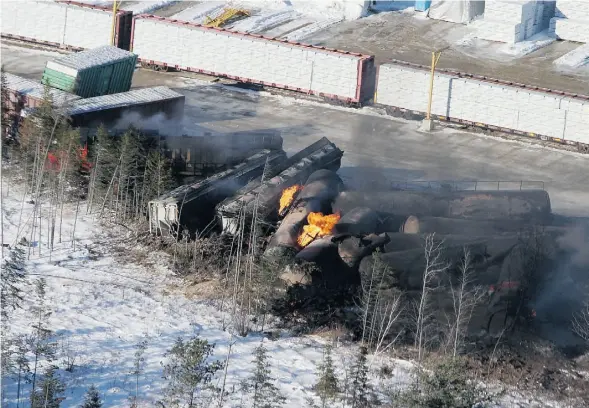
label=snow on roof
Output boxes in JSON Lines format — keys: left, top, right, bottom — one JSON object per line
{"left": 49, "top": 45, "right": 136, "bottom": 71}
{"left": 4, "top": 72, "right": 81, "bottom": 105}
{"left": 66, "top": 86, "right": 184, "bottom": 115}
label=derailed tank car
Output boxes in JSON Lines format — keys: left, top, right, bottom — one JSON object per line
{"left": 148, "top": 149, "right": 287, "bottom": 235}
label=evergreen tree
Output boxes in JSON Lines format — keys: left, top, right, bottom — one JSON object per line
{"left": 144, "top": 149, "right": 174, "bottom": 201}
{"left": 29, "top": 278, "right": 57, "bottom": 398}
{"left": 242, "top": 344, "right": 285, "bottom": 408}
{"left": 30, "top": 365, "right": 65, "bottom": 408}
{"left": 313, "top": 344, "right": 340, "bottom": 408}
{"left": 162, "top": 336, "right": 223, "bottom": 408}
{"left": 1, "top": 246, "right": 26, "bottom": 321}
{"left": 129, "top": 339, "right": 148, "bottom": 407}
{"left": 349, "top": 346, "right": 376, "bottom": 408}
{"left": 5, "top": 335, "right": 31, "bottom": 406}
{"left": 80, "top": 385, "right": 102, "bottom": 408}
{"left": 394, "top": 357, "right": 498, "bottom": 408}
{"left": 1, "top": 65, "right": 11, "bottom": 142}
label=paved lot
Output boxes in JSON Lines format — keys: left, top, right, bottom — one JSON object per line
{"left": 308, "top": 11, "right": 589, "bottom": 95}
{"left": 3, "top": 43, "right": 588, "bottom": 218}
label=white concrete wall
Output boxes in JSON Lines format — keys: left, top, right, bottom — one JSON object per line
{"left": 1, "top": 1, "right": 68, "bottom": 45}
{"left": 555, "top": 0, "right": 589, "bottom": 20}
{"left": 1, "top": 1, "right": 114, "bottom": 49}
{"left": 551, "top": 17, "right": 589, "bottom": 42}
{"left": 63, "top": 6, "right": 113, "bottom": 49}
{"left": 132, "top": 17, "right": 364, "bottom": 101}
{"left": 377, "top": 64, "right": 589, "bottom": 144}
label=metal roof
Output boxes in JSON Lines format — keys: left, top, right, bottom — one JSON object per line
{"left": 49, "top": 45, "right": 136, "bottom": 71}
{"left": 4, "top": 72, "right": 81, "bottom": 105}
{"left": 66, "top": 86, "right": 184, "bottom": 115}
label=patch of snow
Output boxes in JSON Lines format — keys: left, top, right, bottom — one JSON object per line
{"left": 169, "top": 1, "right": 226, "bottom": 24}
{"left": 554, "top": 43, "right": 589, "bottom": 68}
{"left": 283, "top": 17, "right": 344, "bottom": 41}
{"left": 0, "top": 182, "right": 413, "bottom": 408}
{"left": 59, "top": 0, "right": 112, "bottom": 5}
{"left": 236, "top": 0, "right": 368, "bottom": 20}
{"left": 454, "top": 25, "right": 555, "bottom": 61}
{"left": 496, "top": 30, "right": 557, "bottom": 57}
{"left": 263, "top": 16, "right": 316, "bottom": 38}
{"left": 229, "top": 9, "right": 299, "bottom": 33}
{"left": 121, "top": 0, "right": 178, "bottom": 15}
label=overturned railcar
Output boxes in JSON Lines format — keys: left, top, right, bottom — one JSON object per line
{"left": 216, "top": 137, "right": 344, "bottom": 235}
{"left": 148, "top": 149, "right": 286, "bottom": 235}
{"left": 66, "top": 86, "right": 185, "bottom": 131}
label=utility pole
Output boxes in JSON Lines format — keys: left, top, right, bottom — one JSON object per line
{"left": 422, "top": 49, "right": 443, "bottom": 131}
{"left": 110, "top": 0, "right": 121, "bottom": 46}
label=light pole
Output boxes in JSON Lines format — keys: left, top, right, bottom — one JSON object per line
{"left": 110, "top": 0, "right": 121, "bottom": 46}
{"left": 422, "top": 48, "right": 445, "bottom": 131}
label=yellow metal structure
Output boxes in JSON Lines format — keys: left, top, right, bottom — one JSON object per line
{"left": 426, "top": 50, "right": 442, "bottom": 121}
{"left": 111, "top": 0, "right": 121, "bottom": 46}
{"left": 204, "top": 8, "right": 250, "bottom": 28}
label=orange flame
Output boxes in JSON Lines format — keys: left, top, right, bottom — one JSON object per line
{"left": 279, "top": 185, "right": 302, "bottom": 215}
{"left": 297, "top": 212, "right": 341, "bottom": 247}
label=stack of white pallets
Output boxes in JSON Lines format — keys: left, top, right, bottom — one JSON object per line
{"left": 477, "top": 1, "right": 552, "bottom": 44}
{"left": 550, "top": 1, "right": 589, "bottom": 43}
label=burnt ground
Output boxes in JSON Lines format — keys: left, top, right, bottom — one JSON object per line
{"left": 307, "top": 11, "right": 589, "bottom": 95}
{"left": 467, "top": 333, "right": 589, "bottom": 405}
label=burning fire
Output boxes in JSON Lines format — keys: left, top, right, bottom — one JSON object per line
{"left": 297, "top": 212, "right": 341, "bottom": 247}
{"left": 279, "top": 185, "right": 302, "bottom": 215}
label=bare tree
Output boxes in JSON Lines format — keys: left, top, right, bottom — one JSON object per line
{"left": 358, "top": 253, "right": 404, "bottom": 356}
{"left": 415, "top": 234, "right": 448, "bottom": 365}
{"left": 572, "top": 301, "right": 589, "bottom": 342}
{"left": 445, "top": 248, "right": 485, "bottom": 357}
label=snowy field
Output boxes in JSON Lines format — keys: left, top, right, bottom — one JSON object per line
{"left": 0, "top": 177, "right": 572, "bottom": 408}
{"left": 0, "top": 180, "right": 415, "bottom": 407}
{"left": 165, "top": 0, "right": 370, "bottom": 40}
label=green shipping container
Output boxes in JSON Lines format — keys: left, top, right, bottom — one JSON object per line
{"left": 41, "top": 45, "right": 137, "bottom": 98}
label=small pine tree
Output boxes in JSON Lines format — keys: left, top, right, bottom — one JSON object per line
{"left": 30, "top": 365, "right": 65, "bottom": 408}
{"left": 242, "top": 344, "right": 285, "bottom": 408}
{"left": 162, "top": 336, "right": 223, "bottom": 408}
{"left": 349, "top": 346, "right": 376, "bottom": 408}
{"left": 129, "top": 339, "right": 148, "bottom": 407}
{"left": 1, "top": 65, "right": 11, "bottom": 142}
{"left": 0, "top": 246, "right": 26, "bottom": 321}
{"left": 313, "top": 344, "right": 340, "bottom": 408}
{"left": 80, "top": 385, "right": 102, "bottom": 408}
{"left": 395, "top": 357, "right": 498, "bottom": 408}
{"left": 144, "top": 150, "right": 174, "bottom": 199}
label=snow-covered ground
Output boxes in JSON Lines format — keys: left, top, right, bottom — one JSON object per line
{"left": 120, "top": 1, "right": 178, "bottom": 15}
{"left": 461, "top": 19, "right": 558, "bottom": 58}
{"left": 167, "top": 0, "right": 369, "bottom": 41}
{"left": 0, "top": 176, "right": 574, "bottom": 408}
{"left": 169, "top": 1, "right": 227, "bottom": 24}
{"left": 554, "top": 43, "right": 589, "bottom": 69}
{"left": 229, "top": 9, "right": 300, "bottom": 34}
{"left": 0, "top": 181, "right": 414, "bottom": 407}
